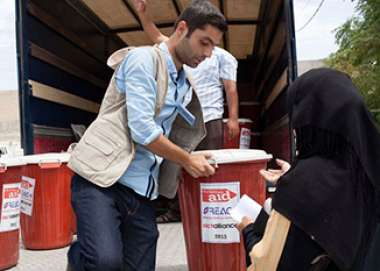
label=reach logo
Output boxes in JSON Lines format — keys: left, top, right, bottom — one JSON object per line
{"left": 202, "top": 188, "right": 237, "bottom": 202}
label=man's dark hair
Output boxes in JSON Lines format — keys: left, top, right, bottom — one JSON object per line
{"left": 175, "top": 1, "right": 227, "bottom": 35}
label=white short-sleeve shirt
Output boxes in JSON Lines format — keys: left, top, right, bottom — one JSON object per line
{"left": 184, "top": 47, "right": 238, "bottom": 123}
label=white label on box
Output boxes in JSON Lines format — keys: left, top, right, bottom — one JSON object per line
{"left": 20, "top": 176, "right": 36, "bottom": 216}
{"left": 0, "top": 183, "right": 21, "bottom": 232}
{"left": 239, "top": 128, "right": 251, "bottom": 149}
{"left": 200, "top": 182, "right": 240, "bottom": 243}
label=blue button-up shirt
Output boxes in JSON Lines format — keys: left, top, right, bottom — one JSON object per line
{"left": 115, "top": 43, "right": 192, "bottom": 199}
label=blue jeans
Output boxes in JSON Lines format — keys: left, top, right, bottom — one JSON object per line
{"left": 68, "top": 174, "right": 159, "bottom": 271}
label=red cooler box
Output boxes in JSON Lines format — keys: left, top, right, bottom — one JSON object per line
{"left": 0, "top": 157, "right": 25, "bottom": 270}
{"left": 179, "top": 149, "right": 272, "bottom": 271}
{"left": 21, "top": 153, "right": 74, "bottom": 249}
{"left": 223, "top": 118, "right": 253, "bottom": 149}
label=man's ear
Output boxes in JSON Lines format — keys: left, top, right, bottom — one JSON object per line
{"left": 175, "top": 20, "right": 189, "bottom": 39}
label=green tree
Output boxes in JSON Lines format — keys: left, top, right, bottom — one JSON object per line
{"left": 326, "top": 0, "right": 380, "bottom": 125}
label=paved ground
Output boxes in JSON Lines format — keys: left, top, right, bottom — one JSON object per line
{"left": 8, "top": 223, "right": 188, "bottom": 271}
{"left": 0, "top": 91, "right": 187, "bottom": 270}
{"left": 0, "top": 92, "right": 186, "bottom": 270}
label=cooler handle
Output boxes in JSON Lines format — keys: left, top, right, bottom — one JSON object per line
{"left": 0, "top": 163, "right": 7, "bottom": 173}
{"left": 38, "top": 159, "right": 62, "bottom": 169}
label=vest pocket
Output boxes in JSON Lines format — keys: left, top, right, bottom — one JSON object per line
{"left": 84, "top": 135, "right": 114, "bottom": 156}
{"left": 75, "top": 122, "right": 127, "bottom": 171}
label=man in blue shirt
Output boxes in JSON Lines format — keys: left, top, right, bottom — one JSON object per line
{"left": 114, "top": 42, "right": 194, "bottom": 200}
{"left": 67, "top": 2, "right": 227, "bottom": 271}
{"left": 132, "top": 0, "right": 240, "bottom": 223}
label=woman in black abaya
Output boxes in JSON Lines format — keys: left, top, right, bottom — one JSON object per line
{"left": 239, "top": 68, "right": 380, "bottom": 271}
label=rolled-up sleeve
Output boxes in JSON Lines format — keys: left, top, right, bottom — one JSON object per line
{"left": 115, "top": 48, "right": 163, "bottom": 145}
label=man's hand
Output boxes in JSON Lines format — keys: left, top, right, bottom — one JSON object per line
{"left": 132, "top": 0, "right": 146, "bottom": 13}
{"left": 260, "top": 159, "right": 291, "bottom": 184}
{"left": 146, "top": 135, "right": 216, "bottom": 178}
{"left": 182, "top": 153, "right": 216, "bottom": 178}
{"left": 236, "top": 216, "right": 254, "bottom": 232}
{"left": 130, "top": 0, "right": 168, "bottom": 43}
{"left": 226, "top": 118, "right": 240, "bottom": 140}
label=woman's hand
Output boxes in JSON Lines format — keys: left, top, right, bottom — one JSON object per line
{"left": 260, "top": 159, "right": 291, "bottom": 184}
{"left": 236, "top": 216, "right": 254, "bottom": 232}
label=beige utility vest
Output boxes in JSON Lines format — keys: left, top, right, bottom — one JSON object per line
{"left": 68, "top": 45, "right": 206, "bottom": 198}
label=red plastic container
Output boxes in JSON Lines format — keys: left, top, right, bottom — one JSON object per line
{"left": 33, "top": 125, "right": 74, "bottom": 154}
{"left": 20, "top": 153, "right": 74, "bottom": 249}
{"left": 34, "top": 136, "right": 73, "bottom": 154}
{"left": 0, "top": 157, "right": 25, "bottom": 270}
{"left": 178, "top": 149, "right": 272, "bottom": 271}
{"left": 223, "top": 118, "right": 253, "bottom": 149}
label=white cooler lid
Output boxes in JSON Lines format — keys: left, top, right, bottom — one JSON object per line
{"left": 23, "top": 152, "right": 71, "bottom": 164}
{"left": 0, "top": 157, "right": 27, "bottom": 167}
{"left": 193, "top": 149, "right": 272, "bottom": 164}
{"left": 222, "top": 118, "right": 253, "bottom": 123}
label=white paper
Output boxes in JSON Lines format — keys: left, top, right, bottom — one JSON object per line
{"left": 200, "top": 182, "right": 240, "bottom": 243}
{"left": 229, "top": 194, "right": 262, "bottom": 223}
{"left": 239, "top": 128, "right": 251, "bottom": 149}
{"left": 20, "top": 176, "right": 36, "bottom": 216}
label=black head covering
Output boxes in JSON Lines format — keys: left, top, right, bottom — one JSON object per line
{"left": 287, "top": 68, "right": 380, "bottom": 188}
{"left": 272, "top": 68, "right": 380, "bottom": 270}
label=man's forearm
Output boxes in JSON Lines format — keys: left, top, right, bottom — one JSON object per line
{"left": 145, "top": 134, "right": 190, "bottom": 166}
{"left": 224, "top": 80, "right": 239, "bottom": 120}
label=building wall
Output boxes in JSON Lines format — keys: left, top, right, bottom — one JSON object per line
{"left": 0, "top": 90, "right": 21, "bottom": 145}
{"left": 297, "top": 59, "right": 325, "bottom": 76}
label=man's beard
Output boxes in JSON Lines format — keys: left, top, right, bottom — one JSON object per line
{"left": 175, "top": 40, "right": 196, "bottom": 68}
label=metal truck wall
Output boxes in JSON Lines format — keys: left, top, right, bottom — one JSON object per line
{"left": 253, "top": 0, "right": 296, "bottom": 161}
{"left": 17, "top": 0, "right": 297, "bottom": 158}
{"left": 16, "top": 0, "right": 122, "bottom": 154}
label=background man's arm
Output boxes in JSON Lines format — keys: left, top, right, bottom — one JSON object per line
{"left": 219, "top": 49, "right": 240, "bottom": 139}
{"left": 132, "top": 0, "right": 169, "bottom": 43}
{"left": 223, "top": 79, "right": 239, "bottom": 139}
